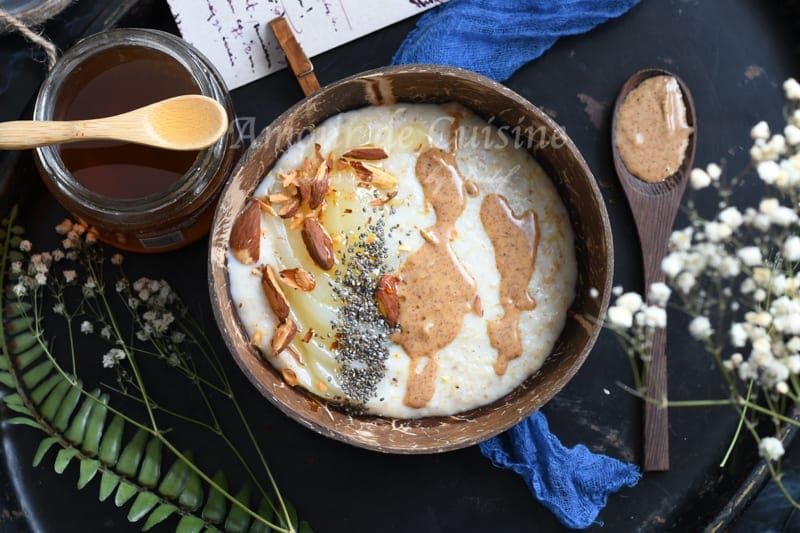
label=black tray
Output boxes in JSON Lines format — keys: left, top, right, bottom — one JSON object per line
{"left": 1, "top": 1, "right": 799, "bottom": 531}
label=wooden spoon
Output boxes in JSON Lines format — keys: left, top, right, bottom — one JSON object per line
{"left": 0, "top": 94, "right": 228, "bottom": 151}
{"left": 611, "top": 68, "right": 697, "bottom": 472}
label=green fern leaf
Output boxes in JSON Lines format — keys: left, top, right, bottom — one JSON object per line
{"left": 65, "top": 391, "right": 99, "bottom": 445}
{"left": 298, "top": 520, "right": 314, "bottom": 533}
{"left": 4, "top": 401, "right": 32, "bottom": 416}
{"left": 138, "top": 437, "right": 162, "bottom": 488}
{"left": 98, "top": 414, "right": 124, "bottom": 465}
{"left": 4, "top": 316, "right": 31, "bottom": 336}
{"left": 3, "top": 300, "right": 31, "bottom": 319}
{"left": 114, "top": 479, "right": 138, "bottom": 507}
{"left": 54, "top": 447, "right": 79, "bottom": 474}
{"left": 117, "top": 429, "right": 148, "bottom": 477}
{"left": 30, "top": 373, "right": 63, "bottom": 405}
{"left": 6, "top": 416, "right": 42, "bottom": 429}
{"left": 99, "top": 471, "right": 120, "bottom": 502}
{"left": 247, "top": 497, "right": 275, "bottom": 533}
{"left": 201, "top": 470, "right": 228, "bottom": 524}
{"left": 40, "top": 378, "right": 71, "bottom": 420}
{"left": 2, "top": 392, "right": 23, "bottom": 406}
{"left": 0, "top": 370, "right": 14, "bottom": 388}
{"left": 142, "top": 503, "right": 177, "bottom": 531}
{"left": 81, "top": 393, "right": 108, "bottom": 456}
{"left": 179, "top": 468, "right": 203, "bottom": 511}
{"left": 32, "top": 436, "right": 59, "bottom": 467}
{"left": 159, "top": 451, "right": 193, "bottom": 499}
{"left": 53, "top": 382, "right": 82, "bottom": 432}
{"left": 224, "top": 482, "right": 253, "bottom": 533}
{"left": 21, "top": 360, "right": 53, "bottom": 389}
{"left": 8, "top": 330, "right": 37, "bottom": 354}
{"left": 14, "top": 344, "right": 45, "bottom": 371}
{"left": 77, "top": 458, "right": 100, "bottom": 489}
{"left": 176, "top": 514, "right": 206, "bottom": 533}
{"left": 127, "top": 491, "right": 160, "bottom": 522}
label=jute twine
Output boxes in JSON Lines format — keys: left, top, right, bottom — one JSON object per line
{"left": 0, "top": 0, "right": 73, "bottom": 69}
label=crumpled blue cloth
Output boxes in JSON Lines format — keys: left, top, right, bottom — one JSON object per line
{"left": 392, "top": 2, "right": 643, "bottom": 528}
{"left": 479, "top": 412, "right": 641, "bottom": 529}
{"left": 392, "top": 0, "right": 641, "bottom": 81}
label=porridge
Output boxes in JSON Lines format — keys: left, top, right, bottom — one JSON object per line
{"left": 227, "top": 103, "right": 576, "bottom": 418}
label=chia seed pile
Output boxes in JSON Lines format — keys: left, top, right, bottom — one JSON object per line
{"left": 330, "top": 213, "right": 394, "bottom": 407}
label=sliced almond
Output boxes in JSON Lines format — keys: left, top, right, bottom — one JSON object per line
{"left": 279, "top": 170, "right": 298, "bottom": 188}
{"left": 261, "top": 265, "right": 290, "bottom": 320}
{"left": 272, "top": 318, "right": 297, "bottom": 355}
{"left": 279, "top": 267, "right": 316, "bottom": 291}
{"left": 349, "top": 160, "right": 374, "bottom": 182}
{"left": 269, "top": 192, "right": 292, "bottom": 204}
{"left": 253, "top": 197, "right": 277, "bottom": 217}
{"left": 308, "top": 158, "right": 329, "bottom": 210}
{"left": 369, "top": 190, "right": 398, "bottom": 207}
{"left": 280, "top": 367, "right": 299, "bottom": 386}
{"left": 420, "top": 228, "right": 439, "bottom": 245}
{"left": 342, "top": 147, "right": 388, "bottom": 160}
{"left": 361, "top": 162, "right": 398, "bottom": 190}
{"left": 230, "top": 201, "right": 261, "bottom": 265}
{"left": 278, "top": 196, "right": 301, "bottom": 218}
{"left": 302, "top": 328, "right": 314, "bottom": 343}
{"left": 374, "top": 274, "right": 400, "bottom": 327}
{"left": 301, "top": 217, "right": 335, "bottom": 270}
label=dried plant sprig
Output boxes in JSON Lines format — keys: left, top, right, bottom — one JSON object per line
{"left": 0, "top": 207, "right": 312, "bottom": 532}
{"left": 607, "top": 78, "right": 800, "bottom": 508}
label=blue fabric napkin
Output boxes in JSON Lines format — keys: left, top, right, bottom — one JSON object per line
{"left": 392, "top": 1, "right": 643, "bottom": 528}
{"left": 392, "top": 0, "right": 641, "bottom": 81}
{"left": 479, "top": 412, "right": 641, "bottom": 529}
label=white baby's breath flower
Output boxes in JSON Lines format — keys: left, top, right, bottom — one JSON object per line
{"left": 677, "top": 272, "right": 696, "bottom": 294}
{"left": 80, "top": 321, "right": 94, "bottom": 334}
{"left": 648, "top": 282, "right": 671, "bottom": 307}
{"left": 690, "top": 168, "right": 712, "bottom": 189}
{"left": 706, "top": 163, "right": 722, "bottom": 180}
{"left": 670, "top": 227, "right": 693, "bottom": 251}
{"left": 661, "top": 253, "right": 683, "bottom": 278}
{"left": 111, "top": 253, "right": 124, "bottom": 266}
{"left": 776, "top": 381, "right": 790, "bottom": 395}
{"left": 54, "top": 219, "right": 72, "bottom": 235}
{"left": 770, "top": 205, "right": 798, "bottom": 226}
{"left": 12, "top": 282, "right": 26, "bottom": 298}
{"left": 759, "top": 436, "right": 785, "bottom": 462}
{"left": 607, "top": 306, "right": 633, "bottom": 329}
{"left": 10, "top": 261, "right": 21, "bottom": 274}
{"left": 52, "top": 303, "right": 64, "bottom": 316}
{"left": 718, "top": 206, "right": 743, "bottom": 229}
{"left": 612, "top": 285, "right": 623, "bottom": 296}
{"left": 783, "top": 235, "right": 800, "bottom": 262}
{"left": 63, "top": 270, "right": 77, "bottom": 283}
{"left": 100, "top": 325, "right": 112, "bottom": 340}
{"left": 19, "top": 240, "right": 31, "bottom": 252}
{"left": 689, "top": 316, "right": 713, "bottom": 340}
{"left": 788, "top": 355, "right": 800, "bottom": 373}
{"left": 754, "top": 288, "right": 768, "bottom": 303}
{"left": 757, "top": 160, "right": 782, "bottom": 184}
{"left": 616, "top": 292, "right": 643, "bottom": 313}
{"left": 730, "top": 323, "right": 748, "bottom": 348}
{"left": 34, "top": 272, "right": 46, "bottom": 286}
{"left": 784, "top": 78, "right": 800, "bottom": 100}
{"left": 641, "top": 305, "right": 667, "bottom": 328}
{"left": 785, "top": 124, "right": 800, "bottom": 145}
{"left": 102, "top": 348, "right": 127, "bottom": 368}
{"left": 737, "top": 247, "right": 763, "bottom": 267}
{"left": 704, "top": 221, "right": 733, "bottom": 242}
{"left": 751, "top": 120, "right": 771, "bottom": 140}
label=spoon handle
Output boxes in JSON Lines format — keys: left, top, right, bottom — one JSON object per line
{"left": 632, "top": 193, "right": 680, "bottom": 472}
{"left": 0, "top": 117, "right": 140, "bottom": 150}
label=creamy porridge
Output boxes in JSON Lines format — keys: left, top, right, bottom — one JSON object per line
{"left": 227, "top": 103, "right": 577, "bottom": 418}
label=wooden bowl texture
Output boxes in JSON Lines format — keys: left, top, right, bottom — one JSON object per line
{"left": 208, "top": 65, "right": 614, "bottom": 454}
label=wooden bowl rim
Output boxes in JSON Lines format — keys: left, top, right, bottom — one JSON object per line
{"left": 208, "top": 64, "right": 614, "bottom": 454}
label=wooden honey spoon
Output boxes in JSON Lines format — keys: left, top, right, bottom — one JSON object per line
{"left": 611, "top": 68, "right": 697, "bottom": 472}
{"left": 0, "top": 95, "right": 228, "bottom": 151}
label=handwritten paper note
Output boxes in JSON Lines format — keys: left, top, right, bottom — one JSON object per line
{"left": 167, "top": 0, "right": 446, "bottom": 90}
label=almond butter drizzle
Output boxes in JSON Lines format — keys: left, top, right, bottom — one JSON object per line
{"left": 480, "top": 194, "right": 539, "bottom": 375}
{"left": 392, "top": 146, "right": 476, "bottom": 409}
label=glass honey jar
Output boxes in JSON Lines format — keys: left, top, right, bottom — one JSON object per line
{"left": 33, "top": 28, "right": 239, "bottom": 253}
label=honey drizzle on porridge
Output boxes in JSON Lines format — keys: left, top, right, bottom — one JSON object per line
{"left": 480, "top": 194, "right": 540, "bottom": 375}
